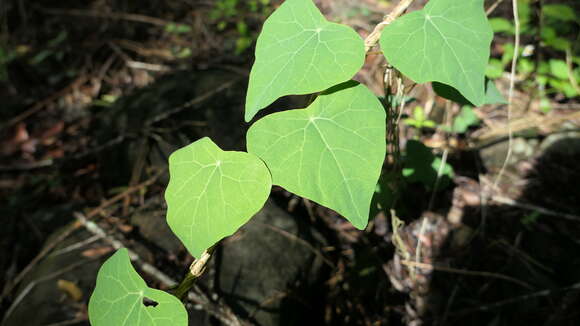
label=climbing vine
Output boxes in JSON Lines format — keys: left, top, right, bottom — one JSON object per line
{"left": 88, "top": 0, "right": 495, "bottom": 324}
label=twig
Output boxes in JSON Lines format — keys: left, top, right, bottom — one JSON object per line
{"left": 400, "top": 260, "right": 533, "bottom": 289}
{"left": 258, "top": 222, "right": 335, "bottom": 268}
{"left": 0, "top": 75, "right": 88, "bottom": 131}
{"left": 51, "top": 234, "right": 102, "bottom": 256}
{"left": 145, "top": 78, "right": 241, "bottom": 126}
{"left": 364, "top": 0, "right": 416, "bottom": 53}
{"left": 39, "top": 7, "right": 170, "bottom": 26}
{"left": 486, "top": 0, "right": 506, "bottom": 16}
{"left": 493, "top": 0, "right": 520, "bottom": 191}
{"left": 1, "top": 256, "right": 101, "bottom": 326}
{"left": 0, "top": 159, "right": 54, "bottom": 172}
{"left": 73, "top": 212, "right": 177, "bottom": 287}
{"left": 0, "top": 221, "right": 82, "bottom": 302}
{"left": 449, "top": 281, "right": 580, "bottom": 316}
{"left": 86, "top": 167, "right": 167, "bottom": 219}
{"left": 491, "top": 195, "right": 580, "bottom": 222}
{"left": 0, "top": 169, "right": 167, "bottom": 302}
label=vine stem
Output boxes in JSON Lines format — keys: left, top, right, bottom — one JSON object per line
{"left": 171, "top": 247, "right": 215, "bottom": 300}
{"left": 364, "top": 0, "right": 416, "bottom": 53}
{"left": 169, "top": 0, "right": 417, "bottom": 305}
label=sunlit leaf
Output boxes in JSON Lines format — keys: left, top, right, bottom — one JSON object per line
{"left": 247, "top": 82, "right": 385, "bottom": 229}
{"left": 489, "top": 17, "right": 514, "bottom": 34}
{"left": 380, "top": 0, "right": 493, "bottom": 106}
{"left": 165, "top": 137, "right": 272, "bottom": 258}
{"left": 89, "top": 249, "right": 187, "bottom": 326}
{"left": 245, "top": 0, "right": 365, "bottom": 121}
{"left": 549, "top": 59, "right": 569, "bottom": 80}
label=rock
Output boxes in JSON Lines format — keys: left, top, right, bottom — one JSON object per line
{"left": 211, "top": 200, "right": 328, "bottom": 326}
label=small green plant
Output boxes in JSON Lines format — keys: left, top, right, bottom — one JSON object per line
{"left": 88, "top": 0, "right": 497, "bottom": 324}
{"left": 487, "top": 0, "right": 579, "bottom": 110}
{"left": 404, "top": 106, "right": 436, "bottom": 130}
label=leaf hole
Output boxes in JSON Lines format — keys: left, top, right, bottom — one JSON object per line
{"left": 142, "top": 297, "right": 159, "bottom": 308}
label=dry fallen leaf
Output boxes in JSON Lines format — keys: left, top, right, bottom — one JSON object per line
{"left": 57, "top": 279, "right": 83, "bottom": 302}
{"left": 81, "top": 246, "right": 113, "bottom": 258}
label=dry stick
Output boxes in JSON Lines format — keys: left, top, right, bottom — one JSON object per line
{"left": 364, "top": 0, "right": 416, "bottom": 53}
{"left": 258, "top": 222, "right": 335, "bottom": 268}
{"left": 449, "top": 281, "right": 580, "bottom": 316}
{"left": 145, "top": 78, "right": 241, "bottom": 126}
{"left": 39, "top": 7, "right": 170, "bottom": 26}
{"left": 493, "top": 0, "right": 519, "bottom": 191}
{"left": 0, "top": 169, "right": 167, "bottom": 301}
{"left": 0, "top": 221, "right": 82, "bottom": 302}
{"left": 491, "top": 195, "right": 580, "bottom": 222}
{"left": 0, "top": 257, "right": 102, "bottom": 326}
{"left": 400, "top": 260, "right": 533, "bottom": 290}
{"left": 486, "top": 0, "right": 506, "bottom": 16}
{"left": 0, "top": 75, "right": 88, "bottom": 131}
{"left": 479, "top": 0, "right": 520, "bottom": 238}
{"left": 86, "top": 168, "right": 167, "bottom": 219}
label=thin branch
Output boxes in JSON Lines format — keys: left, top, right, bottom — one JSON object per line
{"left": 39, "top": 7, "right": 170, "bottom": 26}
{"left": 493, "top": 0, "right": 520, "bottom": 190}
{"left": 486, "top": 0, "right": 506, "bottom": 16}
{"left": 491, "top": 195, "right": 580, "bottom": 222}
{"left": 364, "top": 0, "right": 416, "bottom": 53}
{"left": 449, "top": 281, "right": 580, "bottom": 316}
{"left": 400, "top": 260, "right": 533, "bottom": 289}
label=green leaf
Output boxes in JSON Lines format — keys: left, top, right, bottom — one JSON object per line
{"left": 489, "top": 17, "right": 514, "bottom": 34}
{"left": 452, "top": 106, "right": 480, "bottom": 133}
{"left": 165, "top": 137, "right": 272, "bottom": 258}
{"left": 433, "top": 78, "right": 507, "bottom": 106}
{"left": 380, "top": 0, "right": 493, "bottom": 106}
{"left": 244, "top": 0, "right": 365, "bottom": 121}
{"left": 247, "top": 82, "right": 386, "bottom": 229}
{"left": 402, "top": 140, "right": 453, "bottom": 190}
{"left": 412, "top": 105, "right": 426, "bottom": 121}
{"left": 89, "top": 249, "right": 188, "bottom": 326}
{"left": 543, "top": 4, "right": 577, "bottom": 22}
{"left": 549, "top": 59, "right": 569, "bottom": 80}
{"left": 486, "top": 59, "right": 504, "bottom": 79}
{"left": 518, "top": 0, "right": 532, "bottom": 33}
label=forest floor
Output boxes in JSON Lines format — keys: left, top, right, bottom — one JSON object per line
{"left": 1, "top": 0, "right": 580, "bottom": 325}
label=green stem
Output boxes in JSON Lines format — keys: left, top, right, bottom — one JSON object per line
{"left": 171, "top": 246, "right": 215, "bottom": 301}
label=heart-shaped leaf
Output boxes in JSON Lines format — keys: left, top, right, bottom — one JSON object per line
{"left": 247, "top": 82, "right": 386, "bottom": 229}
{"left": 165, "top": 137, "right": 272, "bottom": 258}
{"left": 89, "top": 248, "right": 187, "bottom": 326}
{"left": 380, "top": 0, "right": 493, "bottom": 106}
{"left": 245, "top": 0, "right": 366, "bottom": 122}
